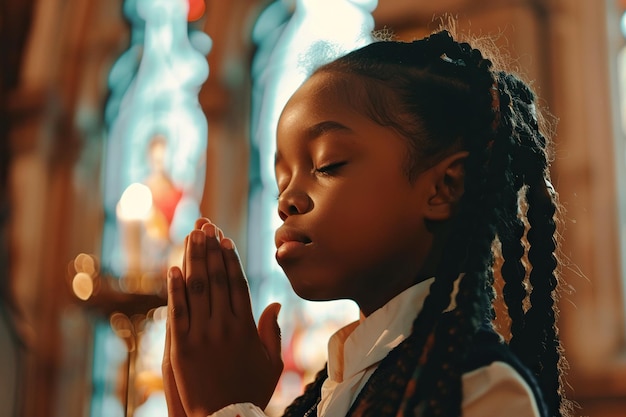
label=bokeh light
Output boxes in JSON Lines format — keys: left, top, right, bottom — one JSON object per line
{"left": 117, "top": 183, "right": 153, "bottom": 221}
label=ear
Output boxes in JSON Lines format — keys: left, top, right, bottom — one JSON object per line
{"left": 424, "top": 151, "right": 468, "bottom": 221}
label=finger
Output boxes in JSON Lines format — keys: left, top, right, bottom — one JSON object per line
{"left": 195, "top": 217, "right": 224, "bottom": 240}
{"left": 182, "top": 236, "right": 188, "bottom": 276}
{"left": 258, "top": 303, "right": 284, "bottom": 370}
{"left": 162, "top": 315, "right": 186, "bottom": 417}
{"left": 163, "top": 309, "right": 171, "bottom": 365}
{"left": 221, "top": 238, "right": 253, "bottom": 318}
{"left": 194, "top": 217, "right": 223, "bottom": 240}
{"left": 167, "top": 267, "right": 189, "bottom": 336}
{"left": 201, "top": 223, "right": 231, "bottom": 317}
{"left": 185, "top": 230, "right": 211, "bottom": 333}
{"left": 195, "top": 217, "right": 211, "bottom": 230}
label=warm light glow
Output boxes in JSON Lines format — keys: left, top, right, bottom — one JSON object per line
{"left": 110, "top": 313, "right": 136, "bottom": 352}
{"left": 117, "top": 183, "right": 153, "bottom": 221}
{"left": 153, "top": 306, "right": 167, "bottom": 321}
{"left": 120, "top": 275, "right": 141, "bottom": 293}
{"left": 74, "top": 253, "right": 97, "bottom": 275}
{"left": 72, "top": 272, "right": 94, "bottom": 300}
{"left": 140, "top": 273, "right": 164, "bottom": 293}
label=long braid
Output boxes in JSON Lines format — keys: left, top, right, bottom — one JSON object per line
{"left": 498, "top": 73, "right": 571, "bottom": 417}
{"left": 492, "top": 73, "right": 530, "bottom": 353}
{"left": 526, "top": 180, "right": 560, "bottom": 410}
{"left": 523, "top": 132, "right": 568, "bottom": 416}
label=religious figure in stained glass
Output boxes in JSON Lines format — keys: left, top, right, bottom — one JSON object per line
{"left": 101, "top": 0, "right": 211, "bottom": 283}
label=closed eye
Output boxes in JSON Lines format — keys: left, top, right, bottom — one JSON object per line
{"left": 314, "top": 161, "right": 347, "bottom": 176}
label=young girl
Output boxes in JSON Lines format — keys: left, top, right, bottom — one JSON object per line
{"left": 162, "top": 29, "right": 572, "bottom": 417}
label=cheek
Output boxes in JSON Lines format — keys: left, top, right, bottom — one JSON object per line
{"left": 344, "top": 183, "right": 415, "bottom": 218}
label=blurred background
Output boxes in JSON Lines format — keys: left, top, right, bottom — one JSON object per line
{"left": 1, "top": 0, "right": 626, "bottom": 416}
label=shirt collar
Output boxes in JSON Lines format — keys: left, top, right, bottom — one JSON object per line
{"left": 326, "top": 278, "right": 436, "bottom": 382}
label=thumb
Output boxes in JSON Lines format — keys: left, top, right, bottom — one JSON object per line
{"left": 258, "top": 302, "right": 283, "bottom": 369}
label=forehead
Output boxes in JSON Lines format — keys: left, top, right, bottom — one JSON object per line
{"left": 278, "top": 72, "right": 358, "bottom": 135}
{"left": 274, "top": 71, "right": 412, "bottom": 169}
{"left": 285, "top": 72, "right": 349, "bottom": 111}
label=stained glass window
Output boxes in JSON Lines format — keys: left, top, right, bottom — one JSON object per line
{"left": 92, "top": 0, "right": 210, "bottom": 414}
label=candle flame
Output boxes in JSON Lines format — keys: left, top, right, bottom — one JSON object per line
{"left": 118, "top": 183, "right": 153, "bottom": 221}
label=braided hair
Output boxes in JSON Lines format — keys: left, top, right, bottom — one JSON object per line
{"left": 282, "top": 30, "right": 571, "bottom": 417}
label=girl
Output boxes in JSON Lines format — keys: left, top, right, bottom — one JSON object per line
{"left": 162, "top": 29, "right": 572, "bottom": 417}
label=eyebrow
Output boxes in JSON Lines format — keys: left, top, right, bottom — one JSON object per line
{"left": 306, "top": 120, "right": 351, "bottom": 139}
{"left": 275, "top": 120, "right": 352, "bottom": 166}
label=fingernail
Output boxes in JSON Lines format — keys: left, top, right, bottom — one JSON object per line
{"left": 168, "top": 268, "right": 181, "bottom": 282}
{"left": 191, "top": 230, "right": 204, "bottom": 245}
{"left": 205, "top": 224, "right": 216, "bottom": 238}
{"left": 221, "top": 238, "right": 235, "bottom": 250}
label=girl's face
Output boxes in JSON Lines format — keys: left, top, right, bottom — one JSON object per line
{"left": 274, "top": 71, "right": 435, "bottom": 315}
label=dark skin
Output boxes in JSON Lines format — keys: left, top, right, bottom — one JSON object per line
{"left": 163, "top": 72, "right": 467, "bottom": 415}
{"left": 163, "top": 218, "right": 283, "bottom": 416}
{"left": 274, "top": 72, "right": 466, "bottom": 315}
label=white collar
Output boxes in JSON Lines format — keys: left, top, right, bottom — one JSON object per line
{"left": 326, "top": 278, "right": 435, "bottom": 383}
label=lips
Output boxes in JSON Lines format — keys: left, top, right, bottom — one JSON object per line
{"left": 274, "top": 226, "right": 312, "bottom": 249}
{"left": 275, "top": 226, "right": 312, "bottom": 261}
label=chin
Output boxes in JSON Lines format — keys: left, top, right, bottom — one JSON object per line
{"left": 286, "top": 277, "right": 337, "bottom": 303}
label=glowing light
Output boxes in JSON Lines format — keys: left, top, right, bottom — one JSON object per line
{"left": 117, "top": 183, "right": 153, "bottom": 221}
{"left": 120, "top": 275, "right": 141, "bottom": 293}
{"left": 153, "top": 306, "right": 167, "bottom": 321}
{"left": 72, "top": 272, "right": 94, "bottom": 300}
{"left": 74, "top": 253, "right": 97, "bottom": 275}
{"left": 110, "top": 313, "right": 136, "bottom": 352}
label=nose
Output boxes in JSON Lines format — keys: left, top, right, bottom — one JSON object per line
{"left": 277, "top": 188, "right": 312, "bottom": 221}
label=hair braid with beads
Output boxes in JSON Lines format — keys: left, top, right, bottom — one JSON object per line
{"left": 281, "top": 29, "right": 570, "bottom": 417}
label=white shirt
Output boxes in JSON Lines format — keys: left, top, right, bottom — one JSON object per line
{"left": 211, "top": 279, "right": 540, "bottom": 417}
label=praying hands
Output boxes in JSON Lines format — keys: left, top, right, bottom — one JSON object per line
{"left": 162, "top": 218, "right": 283, "bottom": 417}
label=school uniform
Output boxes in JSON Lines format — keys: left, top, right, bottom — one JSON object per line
{"left": 211, "top": 278, "right": 543, "bottom": 417}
